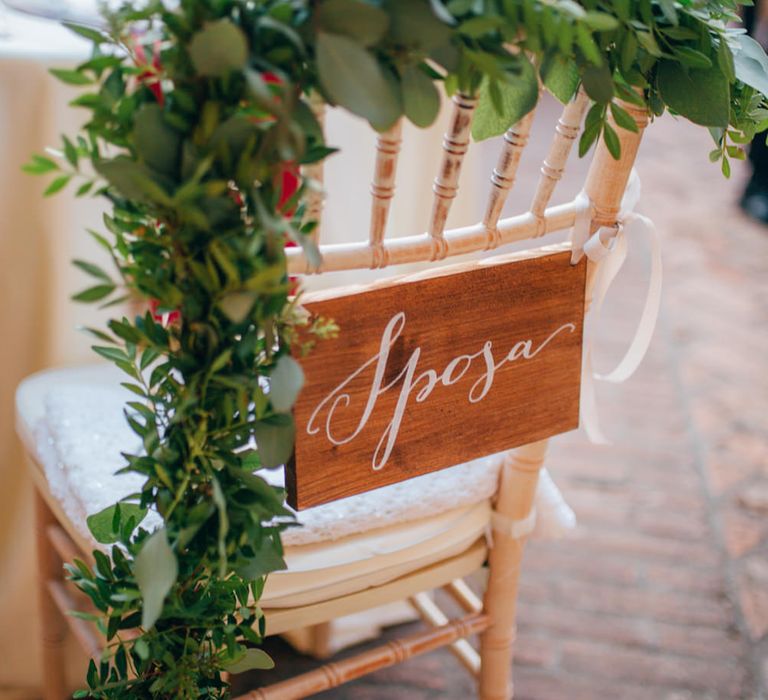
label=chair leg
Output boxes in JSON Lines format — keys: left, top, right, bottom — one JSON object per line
{"left": 478, "top": 440, "right": 547, "bottom": 700}
{"left": 35, "top": 490, "right": 68, "bottom": 700}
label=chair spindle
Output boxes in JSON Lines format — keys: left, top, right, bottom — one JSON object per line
{"left": 428, "top": 93, "right": 477, "bottom": 259}
{"left": 530, "top": 90, "right": 590, "bottom": 223}
{"left": 368, "top": 120, "right": 403, "bottom": 268}
{"left": 482, "top": 109, "right": 537, "bottom": 249}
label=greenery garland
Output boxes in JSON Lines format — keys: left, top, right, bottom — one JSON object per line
{"left": 25, "top": 0, "right": 768, "bottom": 697}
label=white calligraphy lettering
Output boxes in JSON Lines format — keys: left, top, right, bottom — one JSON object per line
{"left": 306, "top": 313, "right": 576, "bottom": 471}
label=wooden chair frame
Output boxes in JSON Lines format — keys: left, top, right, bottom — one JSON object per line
{"left": 28, "top": 89, "right": 648, "bottom": 700}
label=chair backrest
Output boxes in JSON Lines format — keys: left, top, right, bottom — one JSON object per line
{"left": 285, "top": 87, "right": 648, "bottom": 510}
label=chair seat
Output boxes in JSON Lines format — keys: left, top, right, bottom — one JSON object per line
{"left": 16, "top": 364, "right": 574, "bottom": 608}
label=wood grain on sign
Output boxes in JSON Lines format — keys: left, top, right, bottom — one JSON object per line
{"left": 286, "top": 248, "right": 586, "bottom": 510}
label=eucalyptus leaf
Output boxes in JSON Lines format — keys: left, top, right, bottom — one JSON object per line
{"left": 429, "top": 0, "right": 456, "bottom": 25}
{"left": 717, "top": 37, "right": 736, "bottom": 84}
{"left": 657, "top": 61, "right": 730, "bottom": 128}
{"left": 459, "top": 15, "right": 504, "bottom": 37}
{"left": 384, "top": 0, "right": 453, "bottom": 52}
{"left": 673, "top": 47, "right": 713, "bottom": 70}
{"left": 660, "top": 26, "right": 698, "bottom": 41}
{"left": 210, "top": 116, "right": 259, "bottom": 161}
{"left": 49, "top": 68, "right": 93, "bottom": 86}
{"left": 583, "top": 11, "right": 619, "bottom": 31}
{"left": 234, "top": 537, "right": 287, "bottom": 579}
{"left": 63, "top": 136, "right": 78, "bottom": 167}
{"left": 189, "top": 19, "right": 248, "bottom": 77}
{"left": 557, "top": 0, "right": 586, "bottom": 18}
{"left": 657, "top": 0, "right": 678, "bottom": 24}
{"left": 576, "top": 23, "right": 602, "bottom": 64}
{"left": 581, "top": 62, "right": 614, "bottom": 104}
{"left": 95, "top": 157, "right": 172, "bottom": 205}
{"left": 63, "top": 21, "right": 107, "bottom": 44}
{"left": 293, "top": 100, "right": 325, "bottom": 143}
{"left": 44, "top": 175, "right": 71, "bottom": 196}
{"left": 430, "top": 43, "right": 460, "bottom": 73}
{"left": 86, "top": 503, "right": 147, "bottom": 545}
{"left": 401, "top": 65, "right": 441, "bottom": 128}
{"left": 72, "top": 284, "right": 115, "bottom": 302}
{"left": 133, "top": 104, "right": 181, "bottom": 177}
{"left": 620, "top": 31, "right": 637, "bottom": 74}
{"left": 218, "top": 291, "right": 257, "bottom": 323}
{"left": 254, "top": 414, "right": 296, "bottom": 468}
{"left": 316, "top": 32, "right": 401, "bottom": 130}
{"left": 134, "top": 638, "right": 150, "bottom": 661}
{"left": 610, "top": 102, "right": 639, "bottom": 133}
{"left": 472, "top": 58, "right": 538, "bottom": 141}
{"left": 269, "top": 355, "right": 305, "bottom": 413}
{"left": 317, "top": 0, "right": 389, "bottom": 47}
{"left": 579, "top": 103, "right": 605, "bottom": 157}
{"left": 211, "top": 476, "right": 229, "bottom": 577}
{"left": 134, "top": 528, "right": 178, "bottom": 630}
{"left": 224, "top": 648, "right": 275, "bottom": 673}
{"left": 22, "top": 154, "right": 58, "bottom": 175}
{"left": 603, "top": 121, "right": 621, "bottom": 159}
{"left": 541, "top": 55, "right": 579, "bottom": 104}
{"left": 734, "top": 35, "right": 768, "bottom": 96}
{"left": 636, "top": 30, "right": 661, "bottom": 57}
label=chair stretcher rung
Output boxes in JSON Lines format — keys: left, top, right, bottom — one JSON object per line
{"left": 47, "top": 580, "right": 102, "bottom": 659}
{"left": 409, "top": 592, "right": 480, "bottom": 676}
{"left": 444, "top": 578, "right": 483, "bottom": 614}
{"left": 368, "top": 120, "right": 403, "bottom": 264}
{"left": 47, "top": 523, "right": 81, "bottom": 565}
{"left": 236, "top": 612, "right": 489, "bottom": 700}
{"left": 287, "top": 200, "right": 580, "bottom": 274}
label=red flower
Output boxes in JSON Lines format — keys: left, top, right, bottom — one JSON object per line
{"left": 252, "top": 72, "right": 301, "bottom": 215}
{"left": 133, "top": 36, "right": 164, "bottom": 106}
{"left": 274, "top": 137, "right": 300, "bottom": 295}
{"left": 149, "top": 298, "right": 181, "bottom": 327}
{"left": 278, "top": 162, "right": 300, "bottom": 215}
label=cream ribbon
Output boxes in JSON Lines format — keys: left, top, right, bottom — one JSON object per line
{"left": 570, "top": 170, "right": 663, "bottom": 444}
{"left": 488, "top": 507, "right": 537, "bottom": 545}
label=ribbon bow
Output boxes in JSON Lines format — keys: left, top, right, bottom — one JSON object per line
{"left": 570, "top": 170, "right": 663, "bottom": 444}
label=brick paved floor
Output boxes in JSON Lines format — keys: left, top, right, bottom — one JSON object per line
{"left": 235, "top": 111, "right": 768, "bottom": 699}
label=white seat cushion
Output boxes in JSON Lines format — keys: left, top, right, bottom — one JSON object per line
{"left": 16, "top": 364, "right": 575, "bottom": 606}
{"left": 263, "top": 501, "right": 490, "bottom": 607}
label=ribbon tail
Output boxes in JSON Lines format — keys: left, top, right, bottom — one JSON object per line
{"left": 575, "top": 170, "right": 662, "bottom": 444}
{"left": 580, "top": 347, "right": 610, "bottom": 445}
{"left": 595, "top": 212, "right": 662, "bottom": 383}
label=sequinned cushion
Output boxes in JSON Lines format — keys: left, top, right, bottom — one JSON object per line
{"left": 16, "top": 364, "right": 575, "bottom": 607}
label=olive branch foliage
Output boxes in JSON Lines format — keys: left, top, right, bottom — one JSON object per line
{"left": 24, "top": 0, "right": 768, "bottom": 697}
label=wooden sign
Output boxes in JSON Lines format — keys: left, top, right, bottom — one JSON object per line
{"left": 286, "top": 248, "right": 586, "bottom": 510}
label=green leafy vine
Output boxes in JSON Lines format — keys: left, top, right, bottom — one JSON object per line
{"left": 25, "top": 0, "right": 768, "bottom": 697}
